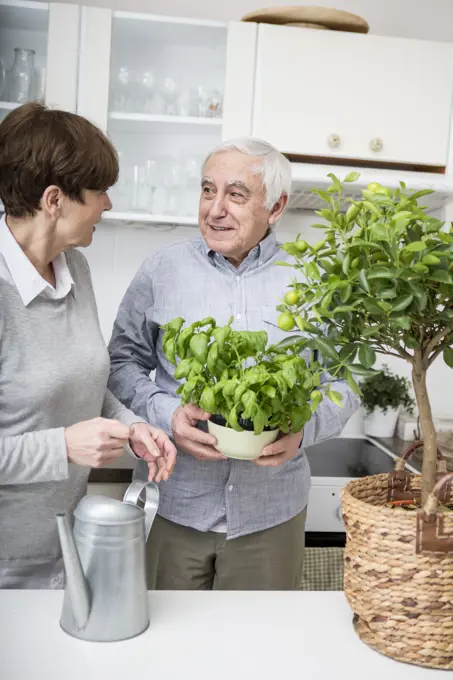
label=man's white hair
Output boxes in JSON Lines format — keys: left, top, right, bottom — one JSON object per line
{"left": 202, "top": 137, "right": 292, "bottom": 210}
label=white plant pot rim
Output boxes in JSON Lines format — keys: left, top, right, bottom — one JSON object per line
{"left": 207, "top": 419, "right": 279, "bottom": 460}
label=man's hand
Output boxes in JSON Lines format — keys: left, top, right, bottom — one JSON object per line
{"left": 254, "top": 431, "right": 303, "bottom": 468}
{"left": 171, "top": 404, "right": 227, "bottom": 461}
{"left": 129, "top": 423, "right": 177, "bottom": 482}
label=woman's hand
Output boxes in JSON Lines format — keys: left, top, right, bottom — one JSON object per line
{"left": 129, "top": 423, "right": 177, "bottom": 482}
{"left": 65, "top": 417, "right": 131, "bottom": 467}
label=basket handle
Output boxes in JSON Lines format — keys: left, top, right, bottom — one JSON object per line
{"left": 423, "top": 472, "right": 453, "bottom": 516}
{"left": 389, "top": 442, "right": 447, "bottom": 503}
{"left": 416, "top": 472, "right": 453, "bottom": 554}
{"left": 394, "top": 441, "right": 446, "bottom": 473}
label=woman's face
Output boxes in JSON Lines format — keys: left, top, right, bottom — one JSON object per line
{"left": 56, "top": 189, "right": 112, "bottom": 248}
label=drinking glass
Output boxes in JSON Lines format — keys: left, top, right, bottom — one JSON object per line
{"left": 160, "top": 77, "right": 181, "bottom": 115}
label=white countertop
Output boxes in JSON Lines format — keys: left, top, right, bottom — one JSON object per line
{"left": 0, "top": 591, "right": 444, "bottom": 679}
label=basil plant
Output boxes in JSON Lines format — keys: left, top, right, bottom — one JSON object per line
{"left": 162, "top": 316, "right": 342, "bottom": 436}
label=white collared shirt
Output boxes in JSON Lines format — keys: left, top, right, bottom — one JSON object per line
{"left": 0, "top": 214, "right": 75, "bottom": 306}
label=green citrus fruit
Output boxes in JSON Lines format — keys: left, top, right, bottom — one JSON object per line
{"left": 277, "top": 313, "right": 296, "bottom": 331}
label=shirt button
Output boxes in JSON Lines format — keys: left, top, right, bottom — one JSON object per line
{"left": 235, "top": 276, "right": 240, "bottom": 282}
{"left": 235, "top": 313, "right": 241, "bottom": 321}
{"left": 228, "top": 485, "right": 234, "bottom": 492}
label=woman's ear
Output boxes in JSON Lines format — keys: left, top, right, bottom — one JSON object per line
{"left": 41, "top": 185, "right": 63, "bottom": 218}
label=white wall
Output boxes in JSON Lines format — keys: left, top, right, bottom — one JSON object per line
{"left": 51, "top": 0, "right": 453, "bottom": 42}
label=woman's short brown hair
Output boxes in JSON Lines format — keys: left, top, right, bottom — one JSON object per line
{"left": 0, "top": 102, "right": 119, "bottom": 218}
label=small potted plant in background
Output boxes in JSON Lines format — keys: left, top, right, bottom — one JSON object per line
{"left": 361, "top": 364, "right": 415, "bottom": 437}
{"left": 161, "top": 316, "right": 340, "bottom": 460}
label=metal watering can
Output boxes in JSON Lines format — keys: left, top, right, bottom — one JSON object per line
{"left": 56, "top": 481, "right": 158, "bottom": 642}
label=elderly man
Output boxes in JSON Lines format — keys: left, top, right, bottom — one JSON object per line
{"left": 108, "top": 138, "right": 360, "bottom": 590}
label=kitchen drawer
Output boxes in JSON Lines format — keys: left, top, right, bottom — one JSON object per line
{"left": 306, "top": 484, "right": 344, "bottom": 533}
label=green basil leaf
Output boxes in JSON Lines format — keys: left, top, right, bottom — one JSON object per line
{"left": 199, "top": 386, "right": 216, "bottom": 414}
{"left": 189, "top": 333, "right": 209, "bottom": 362}
{"left": 165, "top": 317, "right": 185, "bottom": 333}
{"left": 164, "top": 337, "right": 177, "bottom": 366}
{"left": 174, "top": 358, "right": 192, "bottom": 380}
{"left": 176, "top": 327, "right": 194, "bottom": 359}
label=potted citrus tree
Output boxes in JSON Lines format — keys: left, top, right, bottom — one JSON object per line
{"left": 278, "top": 173, "right": 453, "bottom": 670}
{"left": 361, "top": 365, "right": 415, "bottom": 437}
{"left": 161, "top": 315, "right": 340, "bottom": 460}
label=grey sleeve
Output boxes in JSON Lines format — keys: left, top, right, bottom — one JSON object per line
{"left": 302, "top": 371, "right": 361, "bottom": 447}
{"left": 108, "top": 260, "right": 180, "bottom": 437}
{"left": 0, "top": 428, "right": 69, "bottom": 484}
{"left": 101, "top": 388, "right": 146, "bottom": 427}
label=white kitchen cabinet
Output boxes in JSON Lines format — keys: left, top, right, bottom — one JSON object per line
{"left": 78, "top": 7, "right": 227, "bottom": 226}
{"left": 0, "top": 0, "right": 80, "bottom": 120}
{"left": 252, "top": 24, "right": 453, "bottom": 169}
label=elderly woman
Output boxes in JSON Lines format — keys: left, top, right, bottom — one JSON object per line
{"left": 0, "top": 102, "right": 176, "bottom": 589}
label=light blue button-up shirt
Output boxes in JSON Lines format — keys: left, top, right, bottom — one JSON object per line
{"left": 108, "top": 231, "right": 360, "bottom": 539}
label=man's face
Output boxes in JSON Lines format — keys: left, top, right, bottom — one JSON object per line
{"left": 198, "top": 150, "right": 283, "bottom": 266}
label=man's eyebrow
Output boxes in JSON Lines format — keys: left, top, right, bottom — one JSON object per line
{"left": 201, "top": 176, "right": 214, "bottom": 185}
{"left": 226, "top": 180, "right": 251, "bottom": 194}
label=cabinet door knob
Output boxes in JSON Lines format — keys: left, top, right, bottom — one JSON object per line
{"left": 370, "top": 137, "right": 383, "bottom": 152}
{"left": 327, "top": 133, "right": 341, "bottom": 149}
{"left": 336, "top": 505, "right": 343, "bottom": 521}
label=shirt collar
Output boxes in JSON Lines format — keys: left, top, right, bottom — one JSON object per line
{"left": 201, "top": 229, "right": 279, "bottom": 271}
{"left": 0, "top": 214, "right": 75, "bottom": 306}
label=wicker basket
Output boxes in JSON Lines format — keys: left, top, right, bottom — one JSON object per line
{"left": 342, "top": 449, "right": 453, "bottom": 671}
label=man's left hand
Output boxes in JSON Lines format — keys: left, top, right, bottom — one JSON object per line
{"left": 129, "top": 423, "right": 177, "bottom": 482}
{"left": 254, "top": 431, "right": 303, "bottom": 468}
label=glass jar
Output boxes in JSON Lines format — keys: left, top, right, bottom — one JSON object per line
{"left": 5, "top": 48, "right": 37, "bottom": 104}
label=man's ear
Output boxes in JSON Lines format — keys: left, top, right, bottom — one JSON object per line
{"left": 268, "top": 193, "right": 289, "bottom": 226}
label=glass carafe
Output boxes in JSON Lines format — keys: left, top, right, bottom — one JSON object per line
{"left": 5, "top": 49, "right": 37, "bottom": 104}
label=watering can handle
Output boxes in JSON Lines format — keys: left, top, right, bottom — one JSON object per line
{"left": 123, "top": 481, "right": 159, "bottom": 541}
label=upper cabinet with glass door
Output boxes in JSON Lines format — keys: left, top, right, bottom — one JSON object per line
{"left": 0, "top": 0, "right": 80, "bottom": 121}
{"left": 78, "top": 8, "right": 227, "bottom": 226}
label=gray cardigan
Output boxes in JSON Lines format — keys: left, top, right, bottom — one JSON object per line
{"left": 0, "top": 249, "right": 139, "bottom": 588}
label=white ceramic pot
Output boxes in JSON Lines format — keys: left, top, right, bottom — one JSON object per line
{"left": 364, "top": 407, "right": 400, "bottom": 438}
{"left": 207, "top": 420, "right": 279, "bottom": 460}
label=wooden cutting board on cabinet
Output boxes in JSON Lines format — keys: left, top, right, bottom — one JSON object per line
{"left": 241, "top": 6, "right": 369, "bottom": 33}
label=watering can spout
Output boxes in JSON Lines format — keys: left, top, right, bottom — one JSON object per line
{"left": 56, "top": 513, "right": 90, "bottom": 630}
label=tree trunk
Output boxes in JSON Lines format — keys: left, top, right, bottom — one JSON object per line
{"left": 412, "top": 366, "right": 437, "bottom": 505}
